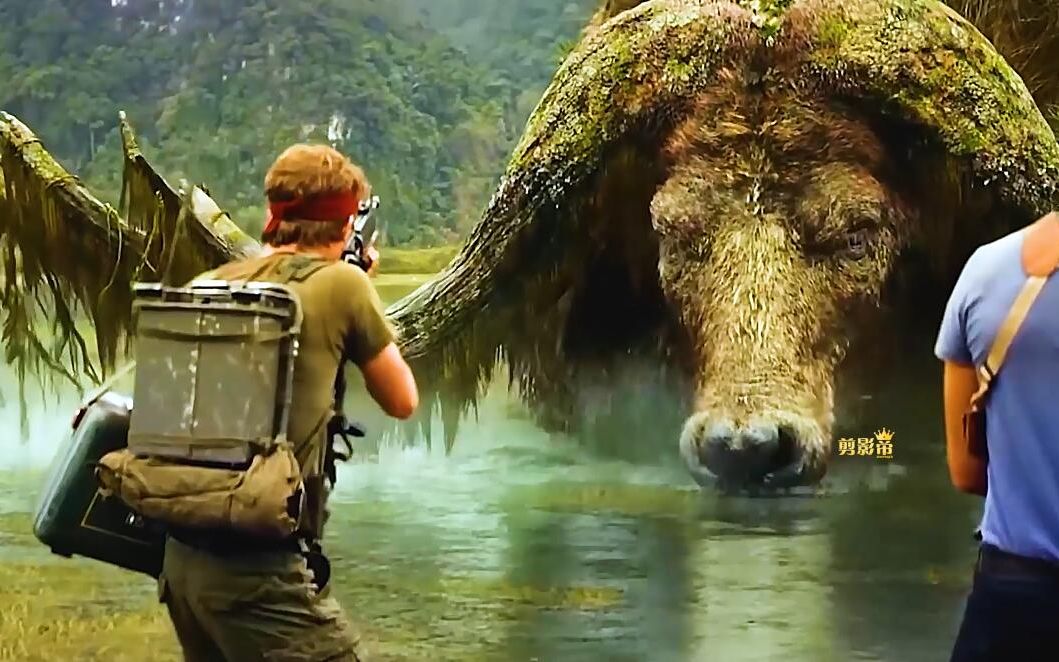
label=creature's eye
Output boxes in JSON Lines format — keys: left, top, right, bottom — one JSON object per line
{"left": 846, "top": 229, "right": 870, "bottom": 260}
{"left": 803, "top": 223, "right": 877, "bottom": 263}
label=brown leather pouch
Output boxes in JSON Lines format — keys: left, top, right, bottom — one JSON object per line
{"left": 963, "top": 405, "right": 988, "bottom": 462}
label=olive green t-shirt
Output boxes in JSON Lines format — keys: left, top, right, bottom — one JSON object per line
{"left": 198, "top": 253, "right": 395, "bottom": 495}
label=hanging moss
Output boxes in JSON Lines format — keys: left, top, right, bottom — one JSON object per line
{"left": 0, "top": 112, "right": 150, "bottom": 432}
{"left": 119, "top": 113, "right": 261, "bottom": 286}
{"left": 119, "top": 111, "right": 182, "bottom": 280}
{"left": 0, "top": 111, "right": 261, "bottom": 431}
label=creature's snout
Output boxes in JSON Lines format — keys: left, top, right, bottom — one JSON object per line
{"left": 695, "top": 418, "right": 792, "bottom": 477}
{"left": 679, "top": 412, "right": 823, "bottom": 490}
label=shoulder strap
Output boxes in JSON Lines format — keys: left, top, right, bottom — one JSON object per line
{"left": 979, "top": 213, "right": 1059, "bottom": 387}
{"left": 979, "top": 276, "right": 1048, "bottom": 386}
{"left": 272, "top": 255, "right": 332, "bottom": 284}
{"left": 207, "top": 254, "right": 331, "bottom": 287}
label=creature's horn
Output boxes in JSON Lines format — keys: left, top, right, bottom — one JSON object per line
{"left": 790, "top": 0, "right": 1059, "bottom": 272}
{"left": 944, "top": 0, "right": 1059, "bottom": 127}
{"left": 119, "top": 112, "right": 260, "bottom": 285}
{"left": 801, "top": 0, "right": 1058, "bottom": 212}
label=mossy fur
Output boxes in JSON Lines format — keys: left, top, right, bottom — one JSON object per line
{"left": 589, "top": 0, "right": 1059, "bottom": 130}
{"left": 386, "top": 0, "right": 1059, "bottom": 478}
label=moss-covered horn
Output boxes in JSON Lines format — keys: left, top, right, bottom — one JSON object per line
{"left": 0, "top": 111, "right": 146, "bottom": 432}
{"left": 799, "top": 0, "right": 1058, "bottom": 213}
{"left": 945, "top": 0, "right": 1059, "bottom": 126}
{"left": 590, "top": 1, "right": 1059, "bottom": 133}
{"left": 119, "top": 113, "right": 260, "bottom": 286}
{"left": 789, "top": 0, "right": 1059, "bottom": 276}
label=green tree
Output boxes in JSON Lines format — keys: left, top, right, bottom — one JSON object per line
{"left": 0, "top": 0, "right": 598, "bottom": 245}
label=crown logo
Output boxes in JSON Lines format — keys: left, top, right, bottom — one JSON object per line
{"left": 874, "top": 428, "right": 895, "bottom": 442}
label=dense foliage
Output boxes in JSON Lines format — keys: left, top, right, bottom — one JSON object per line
{"left": 0, "top": 0, "right": 595, "bottom": 245}
{"left": 4, "top": 1, "right": 1054, "bottom": 247}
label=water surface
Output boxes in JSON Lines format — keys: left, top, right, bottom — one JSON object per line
{"left": 0, "top": 276, "right": 982, "bottom": 661}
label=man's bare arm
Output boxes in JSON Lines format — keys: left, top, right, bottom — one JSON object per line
{"left": 359, "top": 342, "right": 418, "bottom": 420}
{"left": 942, "top": 361, "right": 987, "bottom": 496}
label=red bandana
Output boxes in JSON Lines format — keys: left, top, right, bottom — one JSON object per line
{"left": 263, "top": 190, "right": 360, "bottom": 237}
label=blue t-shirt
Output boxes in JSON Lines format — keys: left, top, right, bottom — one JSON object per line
{"left": 935, "top": 228, "right": 1059, "bottom": 562}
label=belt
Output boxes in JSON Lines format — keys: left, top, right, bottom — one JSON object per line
{"left": 977, "top": 543, "right": 1059, "bottom": 581}
{"left": 168, "top": 526, "right": 306, "bottom": 557}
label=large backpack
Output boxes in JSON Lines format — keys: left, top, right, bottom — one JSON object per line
{"left": 96, "top": 274, "right": 314, "bottom": 540}
{"left": 128, "top": 279, "right": 301, "bottom": 464}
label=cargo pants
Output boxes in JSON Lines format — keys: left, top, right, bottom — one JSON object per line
{"left": 158, "top": 536, "right": 365, "bottom": 661}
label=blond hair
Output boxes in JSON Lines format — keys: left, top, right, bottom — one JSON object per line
{"left": 262, "top": 144, "right": 371, "bottom": 247}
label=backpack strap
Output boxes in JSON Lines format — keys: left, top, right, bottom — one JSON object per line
{"left": 260, "top": 256, "right": 359, "bottom": 493}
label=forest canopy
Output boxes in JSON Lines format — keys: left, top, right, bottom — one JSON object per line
{"left": 0, "top": 0, "right": 594, "bottom": 246}
{"left": 2, "top": 0, "right": 1055, "bottom": 248}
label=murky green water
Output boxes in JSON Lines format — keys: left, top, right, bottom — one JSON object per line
{"left": 0, "top": 274, "right": 982, "bottom": 661}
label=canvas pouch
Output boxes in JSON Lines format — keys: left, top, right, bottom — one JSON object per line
{"left": 96, "top": 443, "right": 305, "bottom": 540}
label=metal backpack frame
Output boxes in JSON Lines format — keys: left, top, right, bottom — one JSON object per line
{"left": 126, "top": 280, "right": 304, "bottom": 467}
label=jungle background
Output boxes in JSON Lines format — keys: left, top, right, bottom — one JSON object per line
{"left": 0, "top": 0, "right": 594, "bottom": 247}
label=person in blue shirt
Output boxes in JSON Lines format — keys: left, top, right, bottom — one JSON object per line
{"left": 935, "top": 211, "right": 1059, "bottom": 662}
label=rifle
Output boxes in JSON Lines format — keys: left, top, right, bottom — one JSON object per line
{"left": 329, "top": 194, "right": 380, "bottom": 484}
{"left": 340, "top": 195, "right": 381, "bottom": 271}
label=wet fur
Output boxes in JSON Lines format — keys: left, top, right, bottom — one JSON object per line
{"left": 510, "top": 74, "right": 944, "bottom": 471}
{"left": 654, "top": 74, "right": 915, "bottom": 471}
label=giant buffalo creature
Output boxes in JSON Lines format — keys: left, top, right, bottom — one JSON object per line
{"left": 1, "top": 1, "right": 1058, "bottom": 492}
{"left": 387, "top": 0, "right": 1059, "bottom": 490}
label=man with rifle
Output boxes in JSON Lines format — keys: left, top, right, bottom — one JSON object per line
{"left": 157, "top": 144, "right": 419, "bottom": 661}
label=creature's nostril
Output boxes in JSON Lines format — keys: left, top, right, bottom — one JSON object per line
{"left": 739, "top": 422, "right": 779, "bottom": 449}
{"left": 701, "top": 419, "right": 736, "bottom": 449}
{"left": 697, "top": 420, "right": 789, "bottom": 481}
{"left": 774, "top": 426, "right": 797, "bottom": 468}
{"left": 680, "top": 414, "right": 815, "bottom": 489}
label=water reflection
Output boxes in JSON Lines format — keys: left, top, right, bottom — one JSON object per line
{"left": 0, "top": 278, "right": 984, "bottom": 661}
{"left": 689, "top": 501, "right": 835, "bottom": 662}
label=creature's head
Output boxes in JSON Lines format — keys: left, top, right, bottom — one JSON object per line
{"left": 389, "top": 0, "right": 1059, "bottom": 490}
{"left": 656, "top": 80, "right": 913, "bottom": 488}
